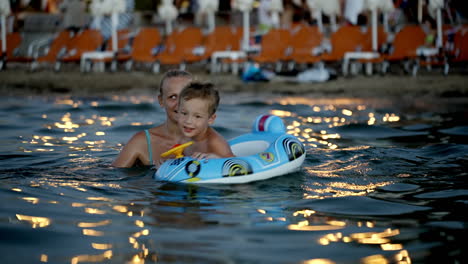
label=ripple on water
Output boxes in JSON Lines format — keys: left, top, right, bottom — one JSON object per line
{"left": 294, "top": 196, "right": 430, "bottom": 216}
{"left": 439, "top": 126, "right": 468, "bottom": 136}
{"left": 333, "top": 124, "right": 428, "bottom": 139}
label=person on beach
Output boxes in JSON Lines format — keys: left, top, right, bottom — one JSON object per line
{"left": 176, "top": 82, "right": 235, "bottom": 160}
{"left": 112, "top": 69, "right": 193, "bottom": 168}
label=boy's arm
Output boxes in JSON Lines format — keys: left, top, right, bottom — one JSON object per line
{"left": 207, "top": 134, "right": 235, "bottom": 158}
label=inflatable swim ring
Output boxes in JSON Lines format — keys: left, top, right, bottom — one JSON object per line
{"left": 154, "top": 114, "right": 306, "bottom": 184}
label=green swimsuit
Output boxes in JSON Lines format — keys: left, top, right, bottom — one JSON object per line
{"left": 144, "top": 130, "right": 154, "bottom": 166}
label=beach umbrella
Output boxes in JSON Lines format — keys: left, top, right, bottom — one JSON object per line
{"left": 90, "top": 0, "right": 106, "bottom": 31}
{"left": 428, "top": 0, "right": 444, "bottom": 48}
{"left": 366, "top": 0, "right": 394, "bottom": 52}
{"left": 108, "top": 0, "right": 126, "bottom": 54}
{"left": 158, "top": 0, "right": 178, "bottom": 35}
{"left": 307, "top": 0, "right": 340, "bottom": 32}
{"left": 91, "top": 0, "right": 125, "bottom": 53}
{"left": 418, "top": 0, "right": 423, "bottom": 23}
{"left": 232, "top": 0, "right": 254, "bottom": 51}
{"left": 344, "top": 0, "right": 364, "bottom": 25}
{"left": 197, "top": 0, "right": 219, "bottom": 33}
{"left": 1, "top": 0, "right": 11, "bottom": 59}
{"left": 268, "top": 0, "right": 284, "bottom": 29}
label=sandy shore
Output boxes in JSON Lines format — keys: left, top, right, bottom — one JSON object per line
{"left": 1, "top": 66, "right": 468, "bottom": 99}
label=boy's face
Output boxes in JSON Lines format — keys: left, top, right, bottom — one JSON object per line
{"left": 178, "top": 98, "right": 216, "bottom": 139}
{"left": 158, "top": 77, "right": 192, "bottom": 123}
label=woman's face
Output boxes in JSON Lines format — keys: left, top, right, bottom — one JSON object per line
{"left": 158, "top": 77, "right": 192, "bottom": 123}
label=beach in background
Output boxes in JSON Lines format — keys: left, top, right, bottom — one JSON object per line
{"left": 2, "top": 66, "right": 468, "bottom": 100}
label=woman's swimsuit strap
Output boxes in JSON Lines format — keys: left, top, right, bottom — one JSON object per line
{"left": 144, "top": 129, "right": 154, "bottom": 165}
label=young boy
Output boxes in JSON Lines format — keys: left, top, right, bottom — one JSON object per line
{"left": 177, "top": 82, "right": 234, "bottom": 160}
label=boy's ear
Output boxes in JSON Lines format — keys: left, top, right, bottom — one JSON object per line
{"left": 208, "top": 113, "right": 216, "bottom": 125}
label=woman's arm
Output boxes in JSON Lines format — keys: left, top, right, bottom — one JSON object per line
{"left": 112, "top": 132, "right": 148, "bottom": 167}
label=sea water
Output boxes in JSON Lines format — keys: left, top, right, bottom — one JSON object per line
{"left": 0, "top": 92, "right": 466, "bottom": 264}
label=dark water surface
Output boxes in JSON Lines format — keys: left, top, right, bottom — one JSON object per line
{"left": 0, "top": 93, "right": 467, "bottom": 264}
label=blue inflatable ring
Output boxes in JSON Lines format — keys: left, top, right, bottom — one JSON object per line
{"left": 154, "top": 114, "right": 306, "bottom": 184}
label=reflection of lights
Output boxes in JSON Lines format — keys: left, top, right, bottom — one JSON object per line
{"left": 35, "top": 148, "right": 54, "bottom": 152}
{"left": 87, "top": 197, "right": 112, "bottom": 202}
{"left": 381, "top": 243, "right": 403, "bottom": 250}
{"left": 361, "top": 254, "right": 387, "bottom": 264}
{"left": 82, "top": 229, "right": 104, "bottom": 236}
{"left": 55, "top": 99, "right": 79, "bottom": 106}
{"left": 257, "top": 209, "right": 266, "bottom": 214}
{"left": 78, "top": 220, "right": 111, "bottom": 228}
{"left": 383, "top": 113, "right": 400, "bottom": 122}
{"left": 113, "top": 205, "right": 128, "bottom": 213}
{"left": 326, "top": 220, "right": 346, "bottom": 227}
{"left": 40, "top": 254, "right": 48, "bottom": 262}
{"left": 130, "top": 254, "right": 144, "bottom": 263}
{"left": 293, "top": 209, "right": 316, "bottom": 217}
{"left": 92, "top": 243, "right": 113, "bottom": 250}
{"left": 288, "top": 223, "right": 344, "bottom": 232}
{"left": 135, "top": 220, "right": 145, "bottom": 228}
{"left": 62, "top": 136, "right": 78, "bottom": 142}
{"left": 395, "top": 250, "right": 412, "bottom": 264}
{"left": 270, "top": 110, "right": 293, "bottom": 117}
{"left": 12, "top": 188, "right": 22, "bottom": 192}
{"left": 342, "top": 109, "right": 353, "bottom": 116}
{"left": 302, "top": 181, "right": 392, "bottom": 199}
{"left": 350, "top": 229, "right": 400, "bottom": 244}
{"left": 22, "top": 197, "right": 39, "bottom": 204}
{"left": 85, "top": 208, "right": 106, "bottom": 214}
{"left": 71, "top": 250, "right": 112, "bottom": 264}
{"left": 368, "top": 113, "right": 376, "bottom": 125}
{"left": 16, "top": 214, "right": 51, "bottom": 228}
{"left": 96, "top": 132, "right": 105, "bottom": 136}
{"left": 301, "top": 259, "right": 335, "bottom": 264}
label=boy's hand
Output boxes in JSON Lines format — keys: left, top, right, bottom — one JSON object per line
{"left": 191, "top": 152, "right": 218, "bottom": 161}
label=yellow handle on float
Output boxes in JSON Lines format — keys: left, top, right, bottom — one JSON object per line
{"left": 160, "top": 141, "right": 194, "bottom": 159}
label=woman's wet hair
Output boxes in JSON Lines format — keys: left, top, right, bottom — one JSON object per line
{"left": 159, "top": 69, "right": 193, "bottom": 95}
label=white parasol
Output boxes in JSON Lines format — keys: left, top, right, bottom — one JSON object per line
{"left": 307, "top": 0, "right": 340, "bottom": 32}
{"left": 197, "top": 0, "right": 219, "bottom": 33}
{"left": 428, "top": 0, "right": 444, "bottom": 48}
{"left": 232, "top": 0, "right": 254, "bottom": 51}
{"left": 0, "top": 0, "right": 11, "bottom": 56}
{"left": 366, "top": 0, "right": 394, "bottom": 51}
{"left": 90, "top": 0, "right": 106, "bottom": 31}
{"left": 109, "top": 0, "right": 126, "bottom": 54}
{"left": 268, "top": 0, "right": 284, "bottom": 29}
{"left": 158, "top": 0, "right": 178, "bottom": 35}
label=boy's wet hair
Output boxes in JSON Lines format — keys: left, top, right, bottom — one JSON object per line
{"left": 159, "top": 69, "right": 193, "bottom": 95}
{"left": 179, "top": 82, "right": 220, "bottom": 116}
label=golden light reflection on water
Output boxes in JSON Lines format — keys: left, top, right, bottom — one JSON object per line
{"left": 16, "top": 214, "right": 51, "bottom": 228}
{"left": 289, "top": 209, "right": 411, "bottom": 264}
{"left": 70, "top": 250, "right": 112, "bottom": 264}
{"left": 269, "top": 97, "right": 401, "bottom": 150}
{"left": 20, "top": 97, "right": 121, "bottom": 155}
{"left": 301, "top": 181, "right": 391, "bottom": 199}
{"left": 301, "top": 259, "right": 335, "bottom": 264}
{"left": 78, "top": 220, "right": 112, "bottom": 228}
